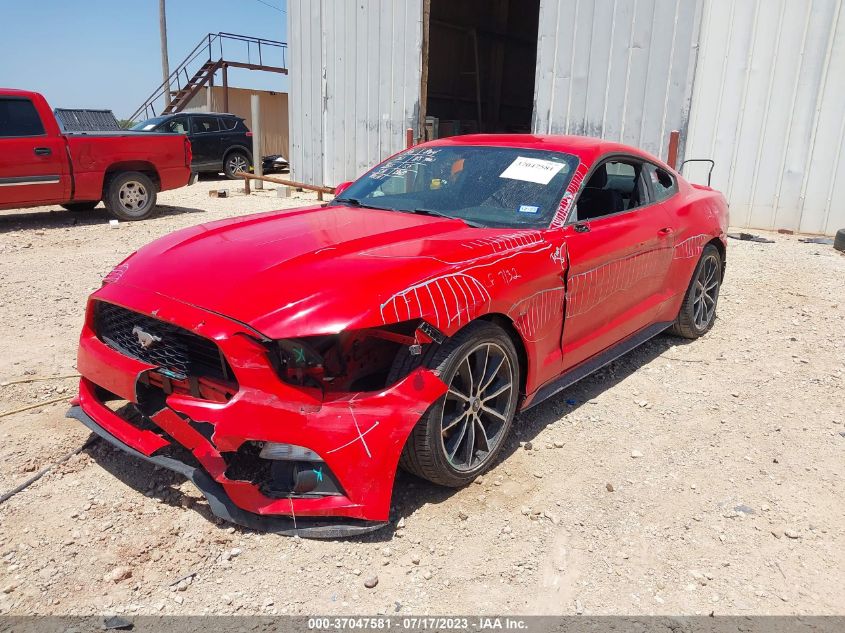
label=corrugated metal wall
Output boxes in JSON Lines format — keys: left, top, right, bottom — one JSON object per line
{"left": 532, "top": 0, "right": 703, "bottom": 163}
{"left": 685, "top": 0, "right": 845, "bottom": 235}
{"left": 288, "top": 0, "right": 424, "bottom": 186}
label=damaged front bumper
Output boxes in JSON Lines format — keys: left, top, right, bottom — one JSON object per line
{"left": 69, "top": 284, "right": 447, "bottom": 536}
{"left": 66, "top": 404, "right": 383, "bottom": 538}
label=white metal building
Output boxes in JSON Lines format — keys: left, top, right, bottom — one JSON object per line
{"left": 289, "top": 0, "right": 845, "bottom": 235}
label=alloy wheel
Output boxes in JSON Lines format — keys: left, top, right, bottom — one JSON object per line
{"left": 692, "top": 253, "right": 720, "bottom": 329}
{"left": 439, "top": 342, "right": 516, "bottom": 472}
{"left": 228, "top": 155, "right": 248, "bottom": 174}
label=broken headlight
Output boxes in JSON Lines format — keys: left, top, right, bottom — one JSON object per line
{"left": 269, "top": 321, "right": 440, "bottom": 393}
{"left": 273, "top": 336, "right": 341, "bottom": 388}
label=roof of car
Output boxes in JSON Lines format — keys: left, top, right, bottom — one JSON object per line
{"left": 187, "top": 112, "right": 238, "bottom": 117}
{"left": 0, "top": 88, "right": 42, "bottom": 99}
{"left": 427, "top": 134, "right": 666, "bottom": 168}
{"left": 157, "top": 112, "right": 239, "bottom": 119}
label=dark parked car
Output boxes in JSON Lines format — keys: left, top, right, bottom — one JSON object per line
{"left": 132, "top": 112, "right": 253, "bottom": 179}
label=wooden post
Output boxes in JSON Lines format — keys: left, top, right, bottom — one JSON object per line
{"left": 251, "top": 94, "right": 263, "bottom": 190}
{"left": 667, "top": 130, "right": 680, "bottom": 170}
{"left": 406, "top": 127, "right": 414, "bottom": 149}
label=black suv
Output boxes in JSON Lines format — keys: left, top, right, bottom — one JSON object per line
{"left": 132, "top": 112, "right": 253, "bottom": 179}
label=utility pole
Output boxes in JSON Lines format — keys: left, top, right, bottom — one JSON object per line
{"left": 251, "top": 94, "right": 263, "bottom": 190}
{"left": 159, "top": 0, "right": 171, "bottom": 107}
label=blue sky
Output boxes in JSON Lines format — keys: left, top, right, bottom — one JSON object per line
{"left": 0, "top": 0, "right": 288, "bottom": 119}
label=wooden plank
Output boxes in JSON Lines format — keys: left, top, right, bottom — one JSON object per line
{"left": 239, "top": 172, "right": 335, "bottom": 194}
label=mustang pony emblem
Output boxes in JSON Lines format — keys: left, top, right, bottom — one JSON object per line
{"left": 131, "top": 325, "right": 161, "bottom": 350}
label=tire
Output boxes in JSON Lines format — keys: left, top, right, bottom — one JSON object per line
{"left": 396, "top": 321, "right": 520, "bottom": 487}
{"left": 224, "top": 151, "right": 251, "bottom": 180}
{"left": 104, "top": 172, "right": 157, "bottom": 221}
{"left": 834, "top": 228, "right": 845, "bottom": 253}
{"left": 61, "top": 201, "right": 98, "bottom": 212}
{"left": 669, "top": 243, "right": 722, "bottom": 339}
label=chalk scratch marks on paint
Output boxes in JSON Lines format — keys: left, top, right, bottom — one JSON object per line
{"left": 380, "top": 272, "right": 492, "bottom": 329}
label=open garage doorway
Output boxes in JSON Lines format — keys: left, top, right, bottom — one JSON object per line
{"left": 421, "top": 0, "right": 540, "bottom": 139}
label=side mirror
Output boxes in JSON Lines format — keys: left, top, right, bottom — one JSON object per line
{"left": 333, "top": 181, "right": 353, "bottom": 197}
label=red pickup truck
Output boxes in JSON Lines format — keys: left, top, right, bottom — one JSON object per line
{"left": 0, "top": 89, "right": 194, "bottom": 220}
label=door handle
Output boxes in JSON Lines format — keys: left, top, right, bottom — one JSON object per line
{"left": 574, "top": 222, "right": 590, "bottom": 233}
{"left": 34, "top": 147, "right": 52, "bottom": 156}
{"left": 658, "top": 227, "right": 673, "bottom": 236}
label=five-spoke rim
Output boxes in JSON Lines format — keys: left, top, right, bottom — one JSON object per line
{"left": 228, "top": 155, "right": 248, "bottom": 174}
{"left": 118, "top": 181, "right": 149, "bottom": 214}
{"left": 692, "top": 254, "right": 720, "bottom": 329}
{"left": 439, "top": 342, "right": 515, "bottom": 472}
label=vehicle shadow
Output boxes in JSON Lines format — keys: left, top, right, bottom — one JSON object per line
{"left": 82, "top": 438, "right": 226, "bottom": 528}
{"left": 372, "top": 331, "right": 699, "bottom": 542}
{"left": 0, "top": 204, "right": 206, "bottom": 234}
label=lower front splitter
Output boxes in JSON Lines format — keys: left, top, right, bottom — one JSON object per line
{"left": 66, "top": 405, "right": 387, "bottom": 539}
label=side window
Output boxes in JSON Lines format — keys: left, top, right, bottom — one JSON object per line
{"left": 192, "top": 116, "right": 219, "bottom": 134}
{"left": 0, "top": 98, "right": 46, "bottom": 137}
{"left": 161, "top": 117, "right": 188, "bottom": 134}
{"left": 646, "top": 164, "right": 677, "bottom": 201}
{"left": 219, "top": 117, "right": 238, "bottom": 131}
{"left": 576, "top": 158, "right": 649, "bottom": 221}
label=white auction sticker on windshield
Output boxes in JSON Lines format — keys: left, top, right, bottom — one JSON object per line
{"left": 500, "top": 156, "right": 565, "bottom": 185}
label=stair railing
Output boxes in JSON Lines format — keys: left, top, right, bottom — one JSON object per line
{"left": 128, "top": 33, "right": 287, "bottom": 123}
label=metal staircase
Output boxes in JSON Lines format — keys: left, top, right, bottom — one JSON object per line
{"left": 129, "top": 32, "right": 288, "bottom": 122}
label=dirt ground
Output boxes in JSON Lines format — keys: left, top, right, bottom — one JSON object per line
{"left": 0, "top": 177, "right": 843, "bottom": 616}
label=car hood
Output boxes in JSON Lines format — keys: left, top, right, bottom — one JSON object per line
{"left": 108, "top": 205, "right": 517, "bottom": 339}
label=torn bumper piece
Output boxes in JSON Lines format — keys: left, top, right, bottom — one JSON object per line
{"left": 69, "top": 365, "right": 446, "bottom": 534}
{"left": 66, "top": 404, "right": 383, "bottom": 538}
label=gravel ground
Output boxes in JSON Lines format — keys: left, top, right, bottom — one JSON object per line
{"left": 0, "top": 177, "right": 843, "bottom": 616}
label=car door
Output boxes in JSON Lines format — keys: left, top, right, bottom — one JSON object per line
{"left": 188, "top": 115, "right": 221, "bottom": 170}
{"left": 642, "top": 163, "right": 694, "bottom": 322}
{"left": 0, "top": 96, "right": 68, "bottom": 207}
{"left": 560, "top": 157, "right": 675, "bottom": 371}
{"left": 218, "top": 116, "right": 246, "bottom": 157}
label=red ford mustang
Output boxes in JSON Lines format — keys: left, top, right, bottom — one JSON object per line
{"left": 68, "top": 135, "right": 728, "bottom": 537}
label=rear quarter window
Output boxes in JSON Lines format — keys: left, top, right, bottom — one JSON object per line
{"left": 220, "top": 117, "right": 239, "bottom": 131}
{"left": 647, "top": 164, "right": 677, "bottom": 201}
{"left": 0, "top": 98, "right": 45, "bottom": 137}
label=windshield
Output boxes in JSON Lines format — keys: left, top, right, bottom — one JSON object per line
{"left": 130, "top": 117, "right": 166, "bottom": 131}
{"left": 337, "top": 145, "right": 580, "bottom": 229}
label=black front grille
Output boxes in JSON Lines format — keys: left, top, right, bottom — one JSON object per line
{"left": 94, "top": 301, "right": 232, "bottom": 383}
